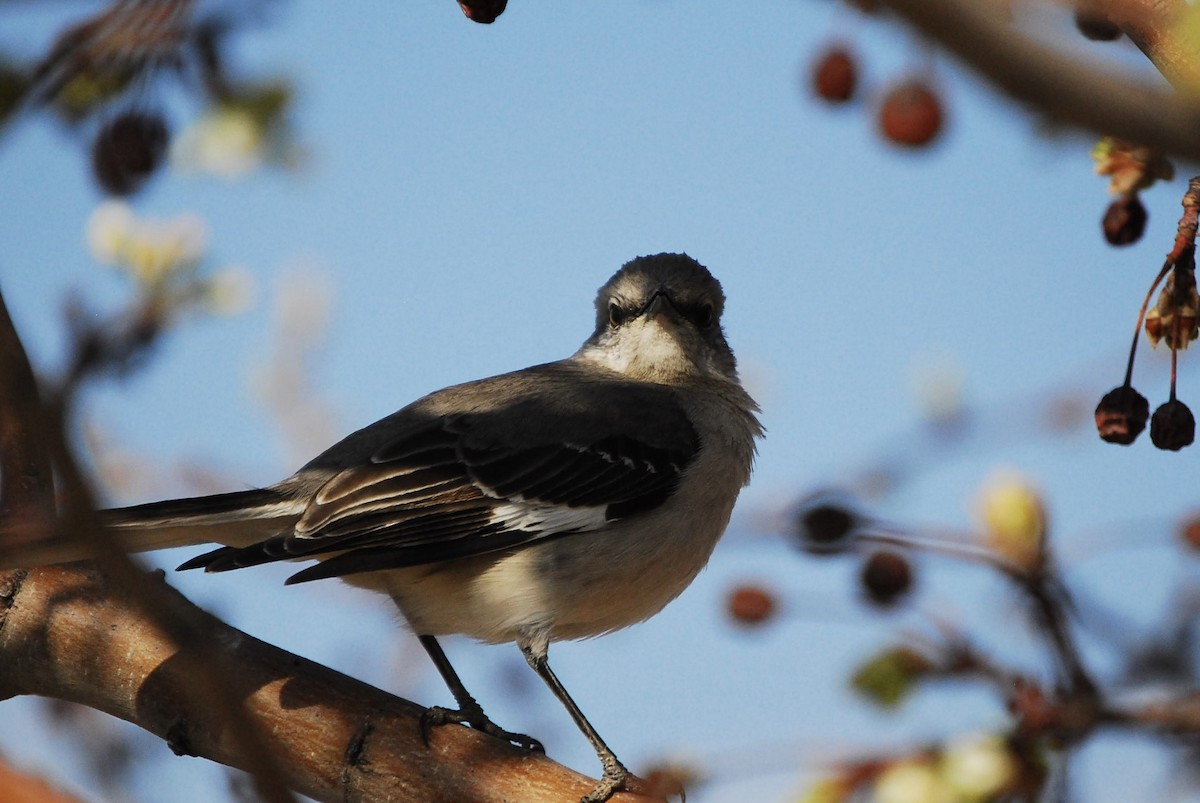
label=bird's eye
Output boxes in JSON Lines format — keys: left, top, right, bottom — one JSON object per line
{"left": 686, "top": 303, "right": 715, "bottom": 329}
{"left": 608, "top": 303, "right": 628, "bottom": 327}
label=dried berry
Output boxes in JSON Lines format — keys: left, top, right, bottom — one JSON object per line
{"left": 457, "top": 0, "right": 507, "bottom": 23}
{"left": 726, "top": 584, "right": 776, "bottom": 626}
{"left": 1179, "top": 515, "right": 1200, "bottom": 552}
{"left": 860, "top": 551, "right": 912, "bottom": 607}
{"left": 795, "top": 502, "right": 859, "bottom": 554}
{"left": 1074, "top": 11, "right": 1122, "bottom": 41}
{"left": 91, "top": 111, "right": 169, "bottom": 196}
{"left": 1150, "top": 399, "right": 1195, "bottom": 451}
{"left": 1102, "top": 195, "right": 1147, "bottom": 246}
{"left": 1094, "top": 385, "right": 1149, "bottom": 445}
{"left": 812, "top": 46, "right": 857, "bottom": 104}
{"left": 879, "top": 79, "right": 943, "bottom": 148}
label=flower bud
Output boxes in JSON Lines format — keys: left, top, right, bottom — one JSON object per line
{"left": 976, "top": 470, "right": 1046, "bottom": 572}
{"left": 874, "top": 760, "right": 952, "bottom": 803}
{"left": 940, "top": 733, "right": 1015, "bottom": 798}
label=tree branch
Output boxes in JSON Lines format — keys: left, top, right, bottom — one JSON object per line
{"left": 875, "top": 0, "right": 1200, "bottom": 161}
{"left": 0, "top": 289, "right": 52, "bottom": 531}
{"left": 1094, "top": 0, "right": 1200, "bottom": 92}
{"left": 0, "top": 563, "right": 660, "bottom": 803}
{"left": 0, "top": 283, "right": 299, "bottom": 803}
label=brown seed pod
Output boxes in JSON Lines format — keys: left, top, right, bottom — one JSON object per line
{"left": 1094, "top": 385, "right": 1149, "bottom": 445}
{"left": 1102, "top": 195, "right": 1147, "bottom": 246}
{"left": 1150, "top": 399, "right": 1195, "bottom": 451}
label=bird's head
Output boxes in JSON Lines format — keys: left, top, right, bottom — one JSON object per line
{"left": 577, "top": 253, "right": 739, "bottom": 384}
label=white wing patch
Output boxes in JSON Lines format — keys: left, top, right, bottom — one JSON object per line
{"left": 489, "top": 498, "right": 609, "bottom": 534}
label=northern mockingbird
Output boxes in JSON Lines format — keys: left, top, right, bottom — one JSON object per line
{"left": 6, "top": 252, "right": 762, "bottom": 803}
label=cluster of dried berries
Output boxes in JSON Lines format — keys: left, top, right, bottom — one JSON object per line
{"left": 1096, "top": 179, "right": 1200, "bottom": 450}
{"left": 793, "top": 500, "right": 915, "bottom": 608}
{"left": 808, "top": 43, "right": 945, "bottom": 149}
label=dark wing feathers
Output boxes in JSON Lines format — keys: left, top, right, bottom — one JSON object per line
{"left": 180, "top": 370, "right": 700, "bottom": 581}
{"left": 302, "top": 465, "right": 468, "bottom": 534}
{"left": 283, "top": 524, "right": 528, "bottom": 584}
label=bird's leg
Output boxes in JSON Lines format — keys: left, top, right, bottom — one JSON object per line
{"left": 417, "top": 634, "right": 544, "bottom": 752}
{"left": 519, "top": 639, "right": 630, "bottom": 803}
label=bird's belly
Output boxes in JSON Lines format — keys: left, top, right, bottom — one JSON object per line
{"left": 362, "top": 485, "right": 737, "bottom": 644}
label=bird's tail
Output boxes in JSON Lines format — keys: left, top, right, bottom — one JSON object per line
{"left": 0, "top": 487, "right": 303, "bottom": 569}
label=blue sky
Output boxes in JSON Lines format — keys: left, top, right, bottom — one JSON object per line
{"left": 1, "top": 2, "right": 1197, "bottom": 801}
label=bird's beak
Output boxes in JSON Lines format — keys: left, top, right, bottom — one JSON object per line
{"left": 639, "top": 287, "right": 679, "bottom": 320}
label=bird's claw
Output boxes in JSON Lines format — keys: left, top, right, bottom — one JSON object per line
{"left": 579, "top": 753, "right": 631, "bottom": 803}
{"left": 420, "top": 705, "right": 545, "bottom": 753}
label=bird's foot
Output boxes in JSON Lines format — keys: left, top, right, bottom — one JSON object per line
{"left": 579, "top": 752, "right": 632, "bottom": 803}
{"left": 420, "top": 704, "right": 545, "bottom": 753}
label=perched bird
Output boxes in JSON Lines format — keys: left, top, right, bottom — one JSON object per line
{"left": 6, "top": 253, "right": 762, "bottom": 803}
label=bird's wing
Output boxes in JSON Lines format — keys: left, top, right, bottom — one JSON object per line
{"left": 181, "top": 372, "right": 699, "bottom": 582}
